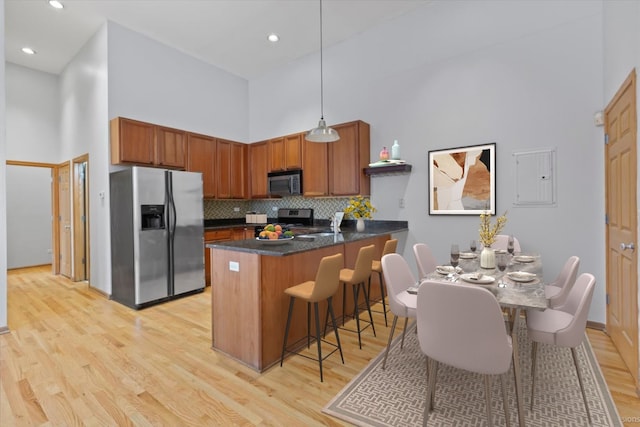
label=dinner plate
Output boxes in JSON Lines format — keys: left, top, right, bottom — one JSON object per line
{"left": 459, "top": 273, "right": 495, "bottom": 285}
{"left": 459, "top": 252, "right": 477, "bottom": 259}
{"left": 255, "top": 236, "right": 294, "bottom": 245}
{"left": 514, "top": 255, "right": 535, "bottom": 263}
{"left": 436, "top": 266, "right": 462, "bottom": 275}
{"left": 507, "top": 271, "right": 537, "bottom": 282}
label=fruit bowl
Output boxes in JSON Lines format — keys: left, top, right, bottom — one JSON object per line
{"left": 255, "top": 236, "right": 294, "bottom": 245}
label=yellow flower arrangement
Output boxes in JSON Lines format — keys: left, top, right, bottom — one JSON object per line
{"left": 478, "top": 210, "right": 508, "bottom": 247}
{"left": 344, "top": 195, "right": 376, "bottom": 219}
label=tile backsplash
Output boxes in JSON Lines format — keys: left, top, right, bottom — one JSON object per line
{"left": 203, "top": 196, "right": 354, "bottom": 220}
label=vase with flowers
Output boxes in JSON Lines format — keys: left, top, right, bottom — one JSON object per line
{"left": 344, "top": 195, "right": 376, "bottom": 232}
{"left": 478, "top": 210, "right": 508, "bottom": 269}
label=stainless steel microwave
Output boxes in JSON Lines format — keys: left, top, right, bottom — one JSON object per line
{"left": 267, "top": 170, "right": 302, "bottom": 196}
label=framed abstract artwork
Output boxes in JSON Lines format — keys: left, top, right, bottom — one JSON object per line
{"left": 428, "top": 143, "right": 496, "bottom": 215}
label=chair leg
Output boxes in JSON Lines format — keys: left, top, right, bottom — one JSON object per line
{"left": 353, "top": 283, "right": 363, "bottom": 349}
{"left": 500, "top": 373, "right": 511, "bottom": 427}
{"left": 484, "top": 375, "right": 493, "bottom": 427}
{"left": 313, "top": 302, "right": 324, "bottom": 382}
{"left": 327, "top": 297, "right": 344, "bottom": 364}
{"left": 401, "top": 317, "right": 409, "bottom": 349}
{"left": 360, "top": 282, "right": 377, "bottom": 337}
{"left": 424, "top": 358, "right": 438, "bottom": 426}
{"left": 378, "top": 271, "right": 388, "bottom": 327}
{"left": 342, "top": 282, "right": 347, "bottom": 326}
{"left": 280, "top": 296, "right": 295, "bottom": 366}
{"left": 382, "top": 315, "right": 398, "bottom": 369}
{"left": 530, "top": 341, "right": 538, "bottom": 410}
{"left": 571, "top": 346, "right": 592, "bottom": 424}
{"left": 307, "top": 302, "right": 311, "bottom": 349}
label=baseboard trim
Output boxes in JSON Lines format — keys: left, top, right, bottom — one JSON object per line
{"left": 0, "top": 326, "right": 10, "bottom": 335}
{"left": 587, "top": 321, "right": 606, "bottom": 331}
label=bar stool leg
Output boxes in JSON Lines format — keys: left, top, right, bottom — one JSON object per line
{"left": 280, "top": 296, "right": 295, "bottom": 366}
{"left": 307, "top": 302, "right": 311, "bottom": 348}
{"left": 360, "top": 282, "right": 377, "bottom": 337}
{"left": 327, "top": 296, "right": 344, "bottom": 363}
{"left": 353, "top": 283, "right": 363, "bottom": 349}
{"left": 367, "top": 272, "right": 388, "bottom": 327}
{"left": 313, "top": 301, "right": 324, "bottom": 382}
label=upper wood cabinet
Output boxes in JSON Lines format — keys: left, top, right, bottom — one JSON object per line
{"left": 269, "top": 133, "right": 302, "bottom": 172}
{"left": 216, "top": 139, "right": 247, "bottom": 199}
{"left": 328, "top": 120, "right": 370, "bottom": 196}
{"left": 187, "top": 133, "right": 216, "bottom": 198}
{"left": 249, "top": 141, "right": 269, "bottom": 199}
{"left": 302, "top": 120, "right": 371, "bottom": 197}
{"left": 110, "top": 117, "right": 186, "bottom": 169}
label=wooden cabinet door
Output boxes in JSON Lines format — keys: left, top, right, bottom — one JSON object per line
{"left": 187, "top": 133, "right": 216, "bottom": 198}
{"left": 216, "top": 139, "right": 232, "bottom": 199}
{"left": 269, "top": 137, "right": 285, "bottom": 172}
{"left": 284, "top": 133, "right": 302, "bottom": 169}
{"left": 302, "top": 138, "right": 329, "bottom": 196}
{"left": 269, "top": 134, "right": 302, "bottom": 171}
{"left": 156, "top": 126, "right": 186, "bottom": 168}
{"left": 110, "top": 117, "right": 155, "bottom": 165}
{"left": 329, "top": 121, "right": 370, "bottom": 196}
{"left": 230, "top": 142, "right": 247, "bottom": 199}
{"left": 249, "top": 141, "right": 269, "bottom": 198}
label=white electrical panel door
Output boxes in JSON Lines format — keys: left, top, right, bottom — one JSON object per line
{"left": 513, "top": 149, "right": 556, "bottom": 206}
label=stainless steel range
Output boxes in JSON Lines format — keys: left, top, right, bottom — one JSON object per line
{"left": 253, "top": 208, "right": 317, "bottom": 237}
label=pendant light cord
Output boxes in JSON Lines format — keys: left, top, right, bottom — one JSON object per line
{"left": 319, "top": 0, "right": 324, "bottom": 120}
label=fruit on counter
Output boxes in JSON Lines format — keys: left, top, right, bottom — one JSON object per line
{"left": 264, "top": 224, "right": 276, "bottom": 232}
{"left": 283, "top": 230, "right": 294, "bottom": 237}
{"left": 257, "top": 228, "right": 295, "bottom": 240}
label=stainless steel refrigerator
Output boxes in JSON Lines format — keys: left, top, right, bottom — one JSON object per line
{"left": 110, "top": 166, "right": 204, "bottom": 309}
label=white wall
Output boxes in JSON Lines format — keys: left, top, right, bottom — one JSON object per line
{"left": 250, "top": 1, "right": 607, "bottom": 321}
{"left": 59, "top": 24, "right": 110, "bottom": 293}
{"left": 1, "top": 0, "right": 7, "bottom": 331}
{"left": 6, "top": 166, "right": 52, "bottom": 268}
{"left": 107, "top": 22, "right": 249, "bottom": 142}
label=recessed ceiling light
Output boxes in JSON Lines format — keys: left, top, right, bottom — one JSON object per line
{"left": 21, "top": 47, "right": 36, "bottom": 55}
{"left": 267, "top": 33, "right": 280, "bottom": 43}
{"left": 49, "top": 0, "right": 64, "bottom": 9}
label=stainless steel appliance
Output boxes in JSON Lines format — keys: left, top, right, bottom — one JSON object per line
{"left": 110, "top": 166, "right": 204, "bottom": 309}
{"left": 253, "top": 208, "right": 315, "bottom": 237}
{"left": 267, "top": 169, "right": 302, "bottom": 196}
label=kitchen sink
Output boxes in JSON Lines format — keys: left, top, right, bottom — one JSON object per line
{"left": 295, "top": 231, "right": 336, "bottom": 239}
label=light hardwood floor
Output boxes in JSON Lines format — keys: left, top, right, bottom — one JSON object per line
{"left": 1, "top": 266, "right": 639, "bottom": 426}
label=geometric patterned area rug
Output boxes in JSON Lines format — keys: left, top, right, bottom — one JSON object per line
{"left": 323, "top": 323, "right": 622, "bottom": 426}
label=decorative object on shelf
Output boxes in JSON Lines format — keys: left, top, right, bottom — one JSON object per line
{"left": 478, "top": 210, "right": 507, "bottom": 269}
{"left": 379, "top": 146, "right": 390, "bottom": 161}
{"left": 306, "top": 0, "right": 339, "bottom": 143}
{"left": 344, "top": 195, "right": 376, "bottom": 229}
{"left": 428, "top": 142, "right": 496, "bottom": 215}
{"left": 391, "top": 139, "right": 401, "bottom": 160}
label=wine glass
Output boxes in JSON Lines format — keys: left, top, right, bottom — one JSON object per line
{"left": 497, "top": 253, "right": 508, "bottom": 287}
{"left": 450, "top": 244, "right": 460, "bottom": 268}
{"left": 470, "top": 240, "right": 477, "bottom": 253}
{"left": 507, "top": 235, "right": 515, "bottom": 255}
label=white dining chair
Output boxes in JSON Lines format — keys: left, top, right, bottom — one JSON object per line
{"left": 417, "top": 280, "right": 515, "bottom": 426}
{"left": 544, "top": 255, "right": 580, "bottom": 309}
{"left": 492, "top": 234, "right": 521, "bottom": 253}
{"left": 380, "top": 253, "right": 417, "bottom": 369}
{"left": 527, "top": 272, "right": 596, "bottom": 424}
{"left": 413, "top": 243, "right": 438, "bottom": 279}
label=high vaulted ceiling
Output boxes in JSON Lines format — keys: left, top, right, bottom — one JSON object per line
{"left": 6, "top": 0, "right": 429, "bottom": 79}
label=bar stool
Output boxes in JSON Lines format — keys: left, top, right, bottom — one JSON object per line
{"left": 368, "top": 239, "right": 398, "bottom": 327}
{"left": 334, "top": 244, "right": 377, "bottom": 349}
{"left": 280, "top": 253, "right": 344, "bottom": 382}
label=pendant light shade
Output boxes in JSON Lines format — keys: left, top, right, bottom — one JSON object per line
{"left": 306, "top": 0, "right": 339, "bottom": 143}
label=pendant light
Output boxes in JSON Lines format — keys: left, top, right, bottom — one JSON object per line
{"left": 306, "top": 0, "right": 340, "bottom": 143}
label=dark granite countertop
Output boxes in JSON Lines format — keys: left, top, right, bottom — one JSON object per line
{"left": 206, "top": 221, "right": 408, "bottom": 256}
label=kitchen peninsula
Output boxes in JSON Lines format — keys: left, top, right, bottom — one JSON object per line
{"left": 207, "top": 221, "right": 408, "bottom": 372}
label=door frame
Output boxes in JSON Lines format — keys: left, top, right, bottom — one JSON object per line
{"left": 72, "top": 154, "right": 90, "bottom": 282}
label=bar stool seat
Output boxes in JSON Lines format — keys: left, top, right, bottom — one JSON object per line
{"left": 280, "top": 253, "right": 344, "bottom": 382}
{"left": 369, "top": 239, "right": 398, "bottom": 327}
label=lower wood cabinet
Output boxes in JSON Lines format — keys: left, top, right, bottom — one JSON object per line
{"left": 204, "top": 227, "right": 253, "bottom": 285}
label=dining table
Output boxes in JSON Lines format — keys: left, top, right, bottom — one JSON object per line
{"left": 403, "top": 250, "right": 548, "bottom": 427}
